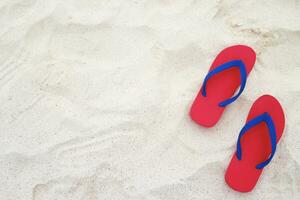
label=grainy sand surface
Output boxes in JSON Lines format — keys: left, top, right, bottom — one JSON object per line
{"left": 0, "top": 0, "right": 300, "bottom": 199}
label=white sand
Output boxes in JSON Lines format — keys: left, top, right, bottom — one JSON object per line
{"left": 0, "top": 0, "right": 300, "bottom": 199}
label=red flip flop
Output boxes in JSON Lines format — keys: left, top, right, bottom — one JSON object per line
{"left": 190, "top": 45, "right": 256, "bottom": 127}
{"left": 225, "top": 95, "right": 285, "bottom": 192}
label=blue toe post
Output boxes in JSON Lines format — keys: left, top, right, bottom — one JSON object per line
{"left": 236, "top": 112, "right": 277, "bottom": 169}
{"left": 201, "top": 60, "right": 247, "bottom": 107}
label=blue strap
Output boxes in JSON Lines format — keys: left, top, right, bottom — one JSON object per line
{"left": 201, "top": 60, "right": 247, "bottom": 107}
{"left": 236, "top": 112, "right": 277, "bottom": 169}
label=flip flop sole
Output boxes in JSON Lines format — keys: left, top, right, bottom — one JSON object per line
{"left": 190, "top": 45, "right": 256, "bottom": 127}
{"left": 225, "top": 95, "right": 285, "bottom": 192}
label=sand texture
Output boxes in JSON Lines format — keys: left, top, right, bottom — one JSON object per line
{"left": 0, "top": 0, "right": 300, "bottom": 199}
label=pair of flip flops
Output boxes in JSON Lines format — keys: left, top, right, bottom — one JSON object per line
{"left": 189, "top": 45, "right": 285, "bottom": 193}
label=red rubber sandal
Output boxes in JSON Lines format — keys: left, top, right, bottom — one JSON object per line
{"left": 225, "top": 95, "right": 285, "bottom": 192}
{"left": 190, "top": 45, "right": 256, "bottom": 127}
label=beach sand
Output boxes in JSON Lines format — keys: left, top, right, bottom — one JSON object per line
{"left": 0, "top": 0, "right": 300, "bottom": 199}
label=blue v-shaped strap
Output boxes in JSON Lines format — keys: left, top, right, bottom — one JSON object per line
{"left": 236, "top": 112, "right": 277, "bottom": 169}
{"left": 201, "top": 60, "right": 247, "bottom": 107}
